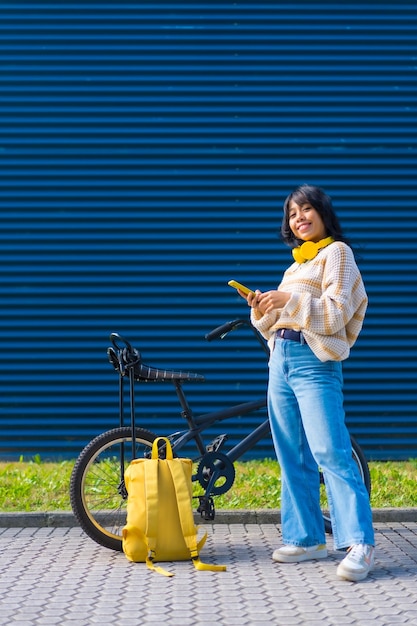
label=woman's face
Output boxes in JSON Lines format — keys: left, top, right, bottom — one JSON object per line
{"left": 288, "top": 200, "right": 327, "bottom": 243}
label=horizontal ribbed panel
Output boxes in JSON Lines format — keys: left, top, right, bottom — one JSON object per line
{"left": 0, "top": 2, "right": 416, "bottom": 460}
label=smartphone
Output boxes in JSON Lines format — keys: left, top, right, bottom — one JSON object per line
{"left": 227, "top": 280, "right": 255, "bottom": 296}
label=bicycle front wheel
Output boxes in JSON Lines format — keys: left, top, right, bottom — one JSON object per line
{"left": 321, "top": 435, "right": 371, "bottom": 534}
{"left": 70, "top": 427, "right": 156, "bottom": 551}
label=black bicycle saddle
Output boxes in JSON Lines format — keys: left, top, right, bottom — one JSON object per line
{"left": 107, "top": 333, "right": 205, "bottom": 383}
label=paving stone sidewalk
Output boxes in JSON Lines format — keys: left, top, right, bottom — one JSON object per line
{"left": 0, "top": 522, "right": 417, "bottom": 626}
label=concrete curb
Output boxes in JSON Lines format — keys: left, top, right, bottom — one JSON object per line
{"left": 0, "top": 508, "right": 416, "bottom": 528}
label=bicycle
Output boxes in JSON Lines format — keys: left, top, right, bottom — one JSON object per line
{"left": 70, "top": 318, "right": 371, "bottom": 552}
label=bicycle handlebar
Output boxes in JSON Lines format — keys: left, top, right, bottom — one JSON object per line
{"left": 205, "top": 318, "right": 269, "bottom": 357}
{"left": 204, "top": 319, "right": 249, "bottom": 341}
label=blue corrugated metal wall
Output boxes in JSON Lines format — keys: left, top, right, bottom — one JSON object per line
{"left": 0, "top": 2, "right": 416, "bottom": 461}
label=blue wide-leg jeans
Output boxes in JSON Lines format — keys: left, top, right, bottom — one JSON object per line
{"left": 268, "top": 337, "right": 374, "bottom": 550}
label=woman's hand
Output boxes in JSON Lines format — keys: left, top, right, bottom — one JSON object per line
{"left": 240, "top": 289, "right": 266, "bottom": 314}
{"left": 256, "top": 290, "right": 291, "bottom": 314}
{"left": 243, "top": 289, "right": 261, "bottom": 307}
{"left": 241, "top": 290, "right": 291, "bottom": 315}
{"left": 238, "top": 288, "right": 290, "bottom": 314}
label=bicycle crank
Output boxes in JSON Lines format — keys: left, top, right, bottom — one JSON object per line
{"left": 196, "top": 451, "right": 235, "bottom": 495}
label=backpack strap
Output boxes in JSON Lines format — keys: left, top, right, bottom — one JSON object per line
{"left": 167, "top": 461, "right": 226, "bottom": 572}
{"left": 142, "top": 458, "right": 174, "bottom": 577}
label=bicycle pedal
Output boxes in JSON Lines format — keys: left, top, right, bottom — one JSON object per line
{"left": 206, "top": 434, "right": 228, "bottom": 453}
{"left": 196, "top": 495, "right": 215, "bottom": 521}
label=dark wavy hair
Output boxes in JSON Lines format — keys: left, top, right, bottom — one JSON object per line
{"left": 281, "top": 184, "right": 349, "bottom": 248}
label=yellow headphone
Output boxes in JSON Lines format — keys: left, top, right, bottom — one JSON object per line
{"left": 292, "top": 236, "right": 334, "bottom": 264}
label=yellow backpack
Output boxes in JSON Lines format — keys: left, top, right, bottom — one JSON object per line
{"left": 122, "top": 437, "right": 226, "bottom": 577}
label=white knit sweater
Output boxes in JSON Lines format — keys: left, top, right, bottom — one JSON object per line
{"left": 250, "top": 241, "right": 368, "bottom": 362}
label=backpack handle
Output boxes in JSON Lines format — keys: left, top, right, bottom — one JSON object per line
{"left": 151, "top": 437, "right": 173, "bottom": 460}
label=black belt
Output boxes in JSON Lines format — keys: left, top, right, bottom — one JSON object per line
{"left": 276, "top": 329, "right": 303, "bottom": 343}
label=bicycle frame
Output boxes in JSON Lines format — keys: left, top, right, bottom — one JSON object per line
{"left": 114, "top": 318, "right": 270, "bottom": 463}
{"left": 118, "top": 364, "right": 269, "bottom": 464}
{"left": 168, "top": 381, "right": 269, "bottom": 463}
{"left": 115, "top": 363, "right": 270, "bottom": 520}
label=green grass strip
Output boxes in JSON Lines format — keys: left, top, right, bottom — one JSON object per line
{"left": 1, "top": 458, "right": 416, "bottom": 512}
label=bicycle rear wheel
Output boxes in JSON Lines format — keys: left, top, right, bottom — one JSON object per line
{"left": 70, "top": 427, "right": 156, "bottom": 551}
{"left": 320, "top": 435, "right": 371, "bottom": 534}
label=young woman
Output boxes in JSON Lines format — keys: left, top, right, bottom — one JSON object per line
{"left": 239, "top": 184, "right": 375, "bottom": 582}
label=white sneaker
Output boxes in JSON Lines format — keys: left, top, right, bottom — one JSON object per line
{"left": 336, "top": 544, "right": 375, "bottom": 581}
{"left": 272, "top": 544, "right": 328, "bottom": 563}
